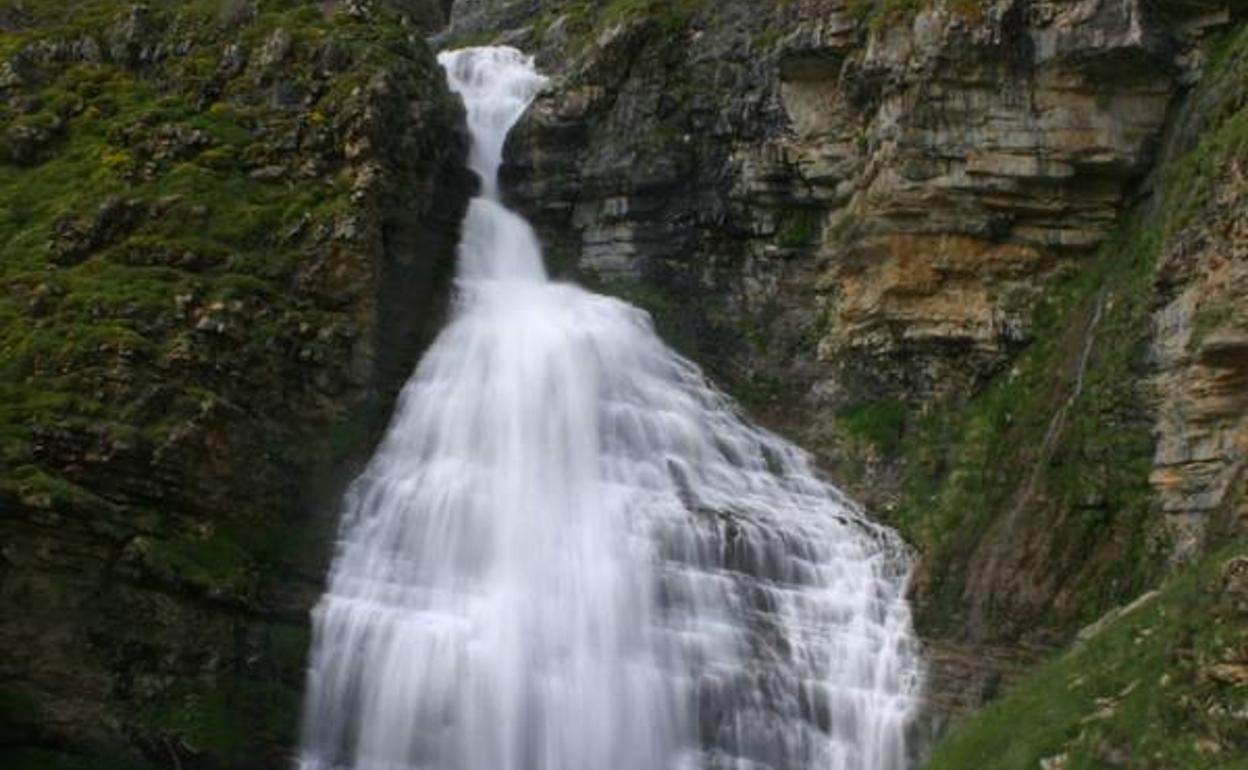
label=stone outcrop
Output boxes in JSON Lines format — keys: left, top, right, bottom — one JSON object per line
{"left": 495, "top": 0, "right": 1192, "bottom": 404}
{"left": 1148, "top": 44, "right": 1248, "bottom": 562}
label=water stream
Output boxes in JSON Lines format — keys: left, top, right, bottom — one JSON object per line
{"left": 297, "top": 46, "right": 922, "bottom": 770}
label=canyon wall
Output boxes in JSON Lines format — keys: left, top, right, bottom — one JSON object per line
{"left": 1, "top": 0, "right": 1244, "bottom": 767}
{"left": 0, "top": 2, "right": 470, "bottom": 767}
{"left": 446, "top": 0, "right": 1247, "bottom": 747}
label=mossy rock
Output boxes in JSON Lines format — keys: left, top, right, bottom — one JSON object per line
{"left": 0, "top": 1, "right": 467, "bottom": 766}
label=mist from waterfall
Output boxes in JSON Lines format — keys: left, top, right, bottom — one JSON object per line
{"left": 296, "top": 45, "right": 923, "bottom": 770}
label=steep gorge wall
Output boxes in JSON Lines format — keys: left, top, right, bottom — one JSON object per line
{"left": 447, "top": 0, "right": 1246, "bottom": 734}
{"left": 0, "top": 2, "right": 471, "bottom": 767}
{"left": 0, "top": 0, "right": 1242, "bottom": 767}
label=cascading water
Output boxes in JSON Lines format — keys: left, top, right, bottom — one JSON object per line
{"left": 297, "top": 46, "right": 923, "bottom": 770}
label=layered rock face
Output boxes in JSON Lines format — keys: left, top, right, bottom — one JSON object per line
{"left": 446, "top": 0, "right": 1245, "bottom": 731}
{"left": 0, "top": 3, "right": 470, "bottom": 767}
{"left": 1148, "top": 46, "right": 1248, "bottom": 564}
{"left": 496, "top": 0, "right": 1188, "bottom": 399}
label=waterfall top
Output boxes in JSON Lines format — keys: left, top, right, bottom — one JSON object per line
{"left": 438, "top": 46, "right": 547, "bottom": 200}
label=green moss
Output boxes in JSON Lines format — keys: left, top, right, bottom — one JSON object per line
{"left": 844, "top": 0, "right": 874, "bottom": 23}
{"left": 452, "top": 28, "right": 503, "bottom": 47}
{"left": 1, "top": 2, "right": 456, "bottom": 766}
{"left": 886, "top": 220, "right": 1163, "bottom": 635}
{"left": 754, "top": 26, "right": 786, "bottom": 50}
{"left": 1165, "top": 108, "right": 1248, "bottom": 234}
{"left": 0, "top": 748, "right": 155, "bottom": 770}
{"left": 0, "top": 464, "right": 126, "bottom": 515}
{"left": 139, "top": 678, "right": 300, "bottom": 764}
{"left": 775, "top": 208, "right": 822, "bottom": 249}
{"left": 263, "top": 622, "right": 313, "bottom": 674}
{"left": 729, "top": 371, "right": 791, "bottom": 414}
{"left": 925, "top": 543, "right": 1248, "bottom": 770}
{"left": 144, "top": 532, "right": 259, "bottom": 599}
{"left": 540, "top": 238, "right": 582, "bottom": 277}
{"left": 583, "top": 276, "right": 700, "bottom": 357}
{"left": 838, "top": 399, "right": 908, "bottom": 454}
{"left": 849, "top": 0, "right": 924, "bottom": 31}
{"left": 601, "top": 0, "right": 704, "bottom": 32}
{"left": 1192, "top": 297, "right": 1248, "bottom": 355}
{"left": 1163, "top": 25, "right": 1248, "bottom": 234}
{"left": 0, "top": 0, "right": 400, "bottom": 471}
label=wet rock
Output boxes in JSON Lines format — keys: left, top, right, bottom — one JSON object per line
{"left": 106, "top": 3, "right": 153, "bottom": 63}
{"left": 49, "top": 196, "right": 146, "bottom": 266}
{"left": 0, "top": 116, "right": 64, "bottom": 164}
{"left": 1202, "top": 662, "right": 1248, "bottom": 686}
{"left": 256, "top": 27, "right": 292, "bottom": 70}
{"left": 1223, "top": 555, "right": 1248, "bottom": 603}
{"left": 248, "top": 164, "right": 286, "bottom": 181}
{"left": 219, "top": 42, "right": 247, "bottom": 76}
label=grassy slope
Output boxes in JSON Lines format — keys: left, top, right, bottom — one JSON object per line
{"left": 919, "top": 21, "right": 1248, "bottom": 769}
{"left": 0, "top": 1, "right": 422, "bottom": 500}
{"left": 835, "top": 21, "right": 1248, "bottom": 644}
{"left": 925, "top": 543, "right": 1248, "bottom": 769}
{"left": 0, "top": 2, "right": 456, "bottom": 767}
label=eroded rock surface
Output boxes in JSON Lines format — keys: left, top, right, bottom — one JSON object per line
{"left": 447, "top": 0, "right": 1245, "bottom": 730}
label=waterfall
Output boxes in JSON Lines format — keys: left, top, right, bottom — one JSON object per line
{"left": 297, "top": 46, "right": 923, "bottom": 770}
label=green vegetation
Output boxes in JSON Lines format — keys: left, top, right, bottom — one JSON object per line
{"left": 1, "top": 1, "right": 458, "bottom": 766}
{"left": 881, "top": 220, "right": 1162, "bottom": 635}
{"left": 582, "top": 275, "right": 701, "bottom": 357}
{"left": 1162, "top": 26, "right": 1248, "bottom": 236}
{"left": 879, "top": 21, "right": 1248, "bottom": 638}
{"left": 447, "top": 0, "right": 706, "bottom": 58}
{"left": 1191, "top": 299, "right": 1239, "bottom": 347}
{"left": 754, "top": 26, "right": 786, "bottom": 51}
{"left": 838, "top": 399, "right": 908, "bottom": 454}
{"left": 847, "top": 0, "right": 923, "bottom": 30}
{"left": 0, "top": 748, "right": 155, "bottom": 770}
{"left": 0, "top": 0, "right": 428, "bottom": 486}
{"left": 845, "top": 0, "right": 988, "bottom": 30}
{"left": 775, "top": 208, "right": 822, "bottom": 249}
{"left": 600, "top": 0, "right": 704, "bottom": 33}
{"left": 926, "top": 544, "right": 1248, "bottom": 770}
{"left": 140, "top": 676, "right": 301, "bottom": 764}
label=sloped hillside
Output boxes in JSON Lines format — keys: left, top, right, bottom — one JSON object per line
{"left": 0, "top": 2, "right": 469, "bottom": 767}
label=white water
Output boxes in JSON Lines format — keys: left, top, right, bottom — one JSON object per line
{"left": 297, "top": 46, "right": 922, "bottom": 770}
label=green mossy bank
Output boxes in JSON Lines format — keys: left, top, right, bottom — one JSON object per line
{"left": 914, "top": 21, "right": 1248, "bottom": 766}
{"left": 924, "top": 543, "right": 1248, "bottom": 770}
{"left": 0, "top": 2, "right": 469, "bottom": 767}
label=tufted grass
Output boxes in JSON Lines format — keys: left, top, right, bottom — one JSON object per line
{"left": 924, "top": 543, "right": 1248, "bottom": 770}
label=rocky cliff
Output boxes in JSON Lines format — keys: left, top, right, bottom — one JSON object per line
{"left": 1, "top": 0, "right": 1245, "bottom": 767}
{"left": 0, "top": 2, "right": 470, "bottom": 768}
{"left": 444, "top": 0, "right": 1247, "bottom": 758}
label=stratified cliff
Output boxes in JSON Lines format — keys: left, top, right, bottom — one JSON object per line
{"left": 444, "top": 0, "right": 1247, "bottom": 758}
{"left": 0, "top": 2, "right": 470, "bottom": 768}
